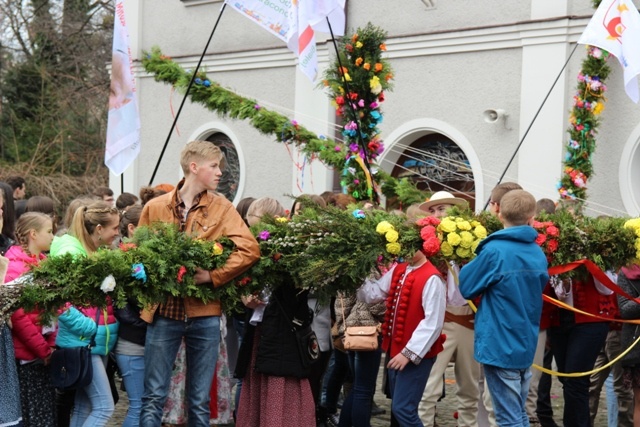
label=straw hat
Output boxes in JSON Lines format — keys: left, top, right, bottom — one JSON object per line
{"left": 419, "top": 191, "right": 467, "bottom": 211}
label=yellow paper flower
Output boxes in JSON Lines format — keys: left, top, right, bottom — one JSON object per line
{"left": 385, "top": 230, "right": 399, "bottom": 243}
{"left": 457, "top": 220, "right": 471, "bottom": 231}
{"left": 592, "top": 102, "right": 604, "bottom": 115}
{"left": 440, "top": 242, "right": 454, "bottom": 257}
{"left": 472, "top": 240, "right": 481, "bottom": 253}
{"left": 386, "top": 242, "right": 401, "bottom": 255}
{"left": 213, "top": 243, "right": 223, "bottom": 256}
{"left": 447, "top": 232, "right": 462, "bottom": 246}
{"left": 471, "top": 220, "right": 481, "bottom": 228}
{"left": 456, "top": 247, "right": 471, "bottom": 259}
{"left": 370, "top": 76, "right": 382, "bottom": 95}
{"left": 376, "top": 221, "right": 394, "bottom": 235}
{"left": 343, "top": 73, "right": 352, "bottom": 82}
{"left": 276, "top": 217, "right": 289, "bottom": 223}
{"left": 356, "top": 41, "right": 363, "bottom": 48}
{"left": 473, "top": 225, "right": 487, "bottom": 239}
{"left": 459, "top": 231, "right": 474, "bottom": 248}
{"left": 439, "top": 218, "right": 457, "bottom": 233}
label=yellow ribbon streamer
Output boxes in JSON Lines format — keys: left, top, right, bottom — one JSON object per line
{"left": 352, "top": 154, "right": 373, "bottom": 197}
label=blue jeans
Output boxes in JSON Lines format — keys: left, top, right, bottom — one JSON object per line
{"left": 387, "top": 356, "right": 435, "bottom": 427}
{"left": 71, "top": 354, "right": 114, "bottom": 427}
{"left": 116, "top": 354, "right": 145, "bottom": 427}
{"left": 605, "top": 372, "right": 617, "bottom": 427}
{"left": 140, "top": 316, "right": 220, "bottom": 427}
{"left": 338, "top": 348, "right": 382, "bottom": 427}
{"left": 549, "top": 321, "right": 608, "bottom": 427}
{"left": 484, "top": 365, "right": 531, "bottom": 426}
{"left": 322, "top": 348, "right": 351, "bottom": 413}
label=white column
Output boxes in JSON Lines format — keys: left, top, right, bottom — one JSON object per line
{"left": 517, "top": 1, "right": 570, "bottom": 199}
{"left": 291, "top": 44, "right": 335, "bottom": 196}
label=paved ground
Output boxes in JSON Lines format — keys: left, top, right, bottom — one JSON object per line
{"left": 109, "top": 362, "right": 610, "bottom": 426}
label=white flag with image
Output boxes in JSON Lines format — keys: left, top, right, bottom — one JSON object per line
{"left": 105, "top": 0, "right": 141, "bottom": 175}
{"left": 578, "top": 0, "right": 640, "bottom": 103}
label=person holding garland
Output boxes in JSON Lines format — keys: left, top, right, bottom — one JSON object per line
{"left": 138, "top": 140, "right": 260, "bottom": 427}
{"left": 417, "top": 191, "right": 482, "bottom": 427}
{"left": 51, "top": 201, "right": 121, "bottom": 426}
{"left": 235, "top": 196, "right": 316, "bottom": 427}
{"left": 5, "top": 212, "right": 57, "bottom": 426}
{"left": 357, "top": 243, "right": 447, "bottom": 426}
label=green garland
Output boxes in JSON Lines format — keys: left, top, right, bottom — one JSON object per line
{"left": 557, "top": 2, "right": 611, "bottom": 201}
{"left": 2, "top": 204, "right": 638, "bottom": 323}
{"left": 142, "top": 32, "right": 429, "bottom": 207}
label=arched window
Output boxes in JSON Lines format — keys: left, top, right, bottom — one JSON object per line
{"left": 205, "top": 132, "right": 240, "bottom": 202}
{"left": 391, "top": 133, "right": 475, "bottom": 207}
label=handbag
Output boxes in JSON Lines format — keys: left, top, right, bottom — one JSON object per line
{"left": 343, "top": 325, "right": 380, "bottom": 351}
{"left": 340, "top": 296, "right": 380, "bottom": 352}
{"left": 50, "top": 309, "right": 99, "bottom": 390}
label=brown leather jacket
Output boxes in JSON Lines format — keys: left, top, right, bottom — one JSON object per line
{"left": 139, "top": 187, "right": 260, "bottom": 321}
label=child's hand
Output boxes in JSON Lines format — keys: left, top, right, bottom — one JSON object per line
{"left": 241, "top": 294, "right": 264, "bottom": 309}
{"left": 387, "top": 353, "right": 410, "bottom": 371}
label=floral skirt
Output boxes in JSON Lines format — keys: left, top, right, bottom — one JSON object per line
{"left": 236, "top": 327, "right": 315, "bottom": 427}
{"left": 0, "top": 325, "right": 22, "bottom": 427}
{"left": 17, "top": 363, "right": 56, "bottom": 427}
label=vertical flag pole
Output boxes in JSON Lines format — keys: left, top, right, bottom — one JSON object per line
{"left": 148, "top": 3, "right": 228, "bottom": 186}
{"left": 326, "top": 17, "right": 379, "bottom": 203}
{"left": 483, "top": 42, "right": 579, "bottom": 210}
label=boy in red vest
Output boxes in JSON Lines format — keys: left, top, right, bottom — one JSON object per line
{"left": 358, "top": 250, "right": 446, "bottom": 426}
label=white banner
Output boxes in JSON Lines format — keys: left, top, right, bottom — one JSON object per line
{"left": 105, "top": 0, "right": 140, "bottom": 175}
{"left": 578, "top": 0, "right": 640, "bottom": 103}
{"left": 225, "top": 0, "right": 345, "bottom": 81}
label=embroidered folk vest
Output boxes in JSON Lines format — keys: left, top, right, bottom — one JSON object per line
{"left": 381, "top": 262, "right": 445, "bottom": 359}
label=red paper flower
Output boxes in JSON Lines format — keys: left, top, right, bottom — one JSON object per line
{"left": 422, "top": 238, "right": 441, "bottom": 257}
{"left": 546, "top": 225, "right": 559, "bottom": 237}
{"left": 119, "top": 242, "right": 137, "bottom": 252}
{"left": 546, "top": 239, "right": 559, "bottom": 253}
{"left": 535, "top": 234, "right": 547, "bottom": 245}
{"left": 416, "top": 216, "right": 441, "bottom": 227}
{"left": 420, "top": 225, "right": 437, "bottom": 240}
{"left": 238, "top": 276, "right": 252, "bottom": 286}
{"left": 177, "top": 266, "right": 187, "bottom": 283}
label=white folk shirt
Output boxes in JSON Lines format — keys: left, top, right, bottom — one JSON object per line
{"left": 357, "top": 264, "right": 446, "bottom": 362}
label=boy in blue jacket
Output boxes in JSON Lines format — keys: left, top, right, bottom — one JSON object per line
{"left": 459, "top": 189, "right": 549, "bottom": 426}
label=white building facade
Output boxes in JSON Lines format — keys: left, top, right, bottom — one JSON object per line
{"left": 114, "top": 0, "right": 640, "bottom": 216}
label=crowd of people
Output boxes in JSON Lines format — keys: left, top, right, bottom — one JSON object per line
{"left": 0, "top": 140, "right": 637, "bottom": 427}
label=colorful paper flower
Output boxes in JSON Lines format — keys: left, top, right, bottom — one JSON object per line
{"left": 376, "top": 221, "right": 394, "bottom": 235}
{"left": 177, "top": 266, "right": 187, "bottom": 283}
{"left": 100, "top": 275, "right": 116, "bottom": 293}
{"left": 258, "top": 230, "right": 271, "bottom": 241}
{"left": 131, "top": 264, "right": 148, "bottom": 283}
{"left": 352, "top": 209, "right": 366, "bottom": 219}
{"left": 386, "top": 242, "right": 401, "bottom": 255}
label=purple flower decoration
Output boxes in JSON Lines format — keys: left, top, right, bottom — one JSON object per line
{"left": 254, "top": 104, "right": 261, "bottom": 110}
{"left": 291, "top": 120, "right": 298, "bottom": 126}
{"left": 349, "top": 143, "right": 359, "bottom": 152}
{"left": 335, "top": 146, "right": 342, "bottom": 152}
{"left": 258, "top": 230, "right": 271, "bottom": 241}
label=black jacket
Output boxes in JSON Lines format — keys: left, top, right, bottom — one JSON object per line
{"left": 114, "top": 300, "right": 147, "bottom": 346}
{"left": 236, "top": 282, "right": 313, "bottom": 379}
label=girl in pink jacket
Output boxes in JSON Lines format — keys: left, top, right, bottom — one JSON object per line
{"left": 5, "top": 212, "right": 56, "bottom": 427}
